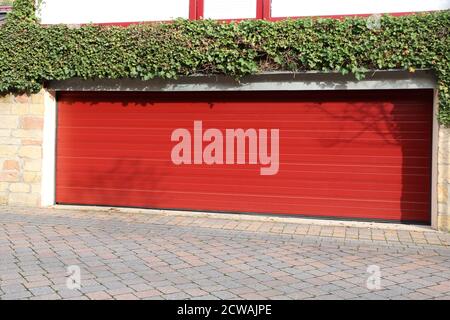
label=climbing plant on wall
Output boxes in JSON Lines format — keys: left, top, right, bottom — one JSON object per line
{"left": 1, "top": 0, "right": 449, "bottom": 123}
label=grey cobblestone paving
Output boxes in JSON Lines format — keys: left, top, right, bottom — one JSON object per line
{"left": 0, "top": 206, "right": 450, "bottom": 300}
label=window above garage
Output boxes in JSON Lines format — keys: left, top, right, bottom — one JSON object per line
{"left": 202, "top": 0, "right": 260, "bottom": 20}
{"left": 38, "top": 0, "right": 192, "bottom": 25}
{"left": 0, "top": 4, "right": 12, "bottom": 25}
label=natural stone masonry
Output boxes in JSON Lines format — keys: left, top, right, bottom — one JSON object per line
{"left": 0, "top": 91, "right": 45, "bottom": 207}
{"left": 438, "top": 127, "right": 450, "bottom": 232}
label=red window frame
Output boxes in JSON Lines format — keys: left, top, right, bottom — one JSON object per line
{"left": 42, "top": 0, "right": 436, "bottom": 26}
{"left": 0, "top": 5, "right": 12, "bottom": 12}
{"left": 192, "top": 0, "right": 268, "bottom": 20}
{"left": 192, "top": 0, "right": 431, "bottom": 21}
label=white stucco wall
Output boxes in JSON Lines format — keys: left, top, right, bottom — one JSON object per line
{"left": 38, "top": 0, "right": 191, "bottom": 24}
{"left": 271, "top": 0, "right": 450, "bottom": 18}
{"left": 38, "top": 0, "right": 450, "bottom": 24}
{"left": 204, "top": 0, "right": 257, "bottom": 19}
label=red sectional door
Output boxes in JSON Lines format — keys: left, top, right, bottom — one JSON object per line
{"left": 56, "top": 90, "right": 433, "bottom": 223}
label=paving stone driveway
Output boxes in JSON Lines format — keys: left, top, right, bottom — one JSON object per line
{"left": 1, "top": 206, "right": 450, "bottom": 300}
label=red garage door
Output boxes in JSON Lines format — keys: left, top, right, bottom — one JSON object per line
{"left": 56, "top": 90, "right": 433, "bottom": 223}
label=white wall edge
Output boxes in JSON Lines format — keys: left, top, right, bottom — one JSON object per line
{"left": 48, "top": 70, "right": 437, "bottom": 92}
{"left": 40, "top": 90, "right": 57, "bottom": 207}
{"left": 53, "top": 204, "right": 437, "bottom": 232}
{"left": 431, "top": 90, "right": 440, "bottom": 229}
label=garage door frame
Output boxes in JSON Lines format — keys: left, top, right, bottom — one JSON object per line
{"left": 40, "top": 70, "right": 439, "bottom": 227}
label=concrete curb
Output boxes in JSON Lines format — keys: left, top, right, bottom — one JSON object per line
{"left": 53, "top": 204, "right": 436, "bottom": 233}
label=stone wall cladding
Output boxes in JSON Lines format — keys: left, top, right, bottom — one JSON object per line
{"left": 0, "top": 91, "right": 44, "bottom": 207}
{"left": 438, "top": 127, "right": 450, "bottom": 232}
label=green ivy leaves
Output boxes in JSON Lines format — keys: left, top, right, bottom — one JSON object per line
{"left": 1, "top": 0, "right": 450, "bottom": 124}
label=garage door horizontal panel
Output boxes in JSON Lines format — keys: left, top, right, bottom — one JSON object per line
{"left": 57, "top": 131, "right": 432, "bottom": 146}
{"left": 58, "top": 106, "right": 431, "bottom": 116}
{"left": 56, "top": 187, "right": 429, "bottom": 220}
{"left": 59, "top": 97, "right": 429, "bottom": 107}
{"left": 58, "top": 111, "right": 431, "bottom": 124}
{"left": 56, "top": 160, "right": 431, "bottom": 192}
{"left": 57, "top": 157, "right": 431, "bottom": 172}
{"left": 58, "top": 121, "right": 432, "bottom": 134}
{"left": 57, "top": 90, "right": 432, "bottom": 223}
{"left": 56, "top": 177, "right": 430, "bottom": 203}
{"left": 59, "top": 119, "right": 431, "bottom": 132}
{"left": 58, "top": 151, "right": 431, "bottom": 167}
{"left": 279, "top": 154, "right": 431, "bottom": 167}
{"left": 56, "top": 151, "right": 430, "bottom": 165}
{"left": 57, "top": 124, "right": 431, "bottom": 135}
{"left": 57, "top": 186, "right": 429, "bottom": 211}
{"left": 58, "top": 91, "right": 431, "bottom": 104}
{"left": 59, "top": 111, "right": 431, "bottom": 121}
{"left": 57, "top": 130, "right": 431, "bottom": 145}
{"left": 56, "top": 190, "right": 427, "bottom": 221}
{"left": 58, "top": 91, "right": 430, "bottom": 109}
{"left": 57, "top": 145, "right": 431, "bottom": 159}
{"left": 56, "top": 166, "right": 427, "bottom": 186}
{"left": 56, "top": 170, "right": 430, "bottom": 193}
{"left": 58, "top": 103, "right": 431, "bottom": 118}
{"left": 56, "top": 141, "right": 431, "bottom": 157}
{"left": 286, "top": 146, "right": 431, "bottom": 157}
{"left": 57, "top": 159, "right": 430, "bottom": 176}
{"left": 55, "top": 143, "right": 432, "bottom": 156}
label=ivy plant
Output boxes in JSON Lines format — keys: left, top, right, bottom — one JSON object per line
{"left": 1, "top": 0, "right": 449, "bottom": 124}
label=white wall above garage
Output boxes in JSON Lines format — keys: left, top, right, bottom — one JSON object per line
{"left": 271, "top": 0, "right": 450, "bottom": 17}
{"left": 38, "top": 0, "right": 450, "bottom": 25}
{"left": 203, "top": 0, "right": 257, "bottom": 20}
{"left": 38, "top": 0, "right": 191, "bottom": 24}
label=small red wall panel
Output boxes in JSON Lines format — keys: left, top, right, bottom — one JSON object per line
{"left": 56, "top": 90, "right": 433, "bottom": 223}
